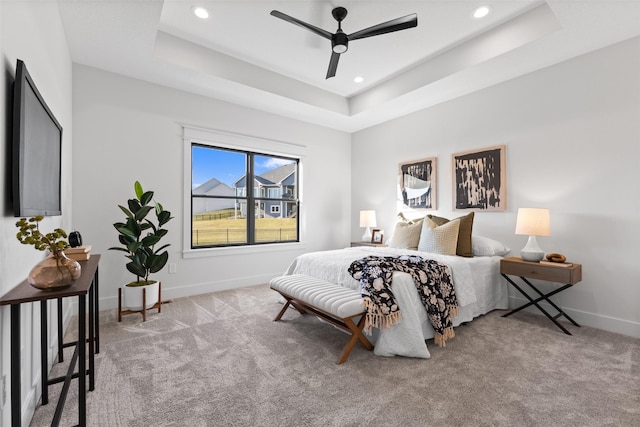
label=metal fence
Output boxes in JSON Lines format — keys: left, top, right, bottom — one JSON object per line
{"left": 192, "top": 228, "right": 297, "bottom": 246}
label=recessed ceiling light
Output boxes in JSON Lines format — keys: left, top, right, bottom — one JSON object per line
{"left": 354, "top": 76, "right": 364, "bottom": 83}
{"left": 473, "top": 5, "right": 491, "bottom": 19}
{"left": 192, "top": 6, "right": 210, "bottom": 19}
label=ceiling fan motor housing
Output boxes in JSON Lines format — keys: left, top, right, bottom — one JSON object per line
{"left": 332, "top": 31, "right": 349, "bottom": 53}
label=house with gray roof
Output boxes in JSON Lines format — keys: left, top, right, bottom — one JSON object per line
{"left": 234, "top": 163, "right": 297, "bottom": 219}
{"left": 192, "top": 178, "right": 236, "bottom": 215}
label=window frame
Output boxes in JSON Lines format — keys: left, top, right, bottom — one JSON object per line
{"left": 183, "top": 126, "right": 306, "bottom": 258}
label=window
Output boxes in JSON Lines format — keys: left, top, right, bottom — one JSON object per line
{"left": 190, "top": 144, "right": 299, "bottom": 248}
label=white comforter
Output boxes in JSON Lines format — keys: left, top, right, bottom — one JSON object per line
{"left": 284, "top": 246, "right": 508, "bottom": 359}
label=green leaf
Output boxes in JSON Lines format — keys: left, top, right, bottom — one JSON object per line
{"left": 140, "top": 191, "right": 154, "bottom": 206}
{"left": 154, "top": 243, "right": 170, "bottom": 253}
{"left": 134, "top": 205, "right": 153, "bottom": 221}
{"left": 127, "top": 199, "right": 142, "bottom": 214}
{"left": 117, "top": 205, "right": 133, "bottom": 219}
{"left": 134, "top": 181, "right": 144, "bottom": 199}
{"left": 126, "top": 261, "right": 146, "bottom": 277}
{"left": 149, "top": 251, "right": 168, "bottom": 273}
{"left": 154, "top": 229, "right": 168, "bottom": 238}
{"left": 126, "top": 241, "right": 142, "bottom": 254}
{"left": 158, "top": 210, "right": 172, "bottom": 226}
{"left": 141, "top": 234, "right": 161, "bottom": 247}
{"left": 116, "top": 225, "right": 137, "bottom": 239}
{"left": 126, "top": 218, "right": 142, "bottom": 237}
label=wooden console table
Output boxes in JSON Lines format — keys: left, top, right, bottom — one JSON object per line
{"left": 0, "top": 254, "right": 100, "bottom": 427}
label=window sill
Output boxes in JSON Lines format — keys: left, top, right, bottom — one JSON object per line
{"left": 182, "top": 241, "right": 307, "bottom": 259}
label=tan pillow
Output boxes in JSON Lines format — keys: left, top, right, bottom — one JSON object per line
{"left": 427, "top": 212, "right": 474, "bottom": 257}
{"left": 388, "top": 219, "right": 424, "bottom": 250}
{"left": 418, "top": 218, "right": 460, "bottom": 256}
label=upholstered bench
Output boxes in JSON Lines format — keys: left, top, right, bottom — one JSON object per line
{"left": 269, "top": 274, "right": 373, "bottom": 364}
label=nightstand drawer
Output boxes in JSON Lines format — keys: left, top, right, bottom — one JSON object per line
{"left": 500, "top": 257, "right": 582, "bottom": 284}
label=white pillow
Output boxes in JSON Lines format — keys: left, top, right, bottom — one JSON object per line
{"left": 471, "top": 235, "right": 511, "bottom": 257}
{"left": 417, "top": 217, "right": 460, "bottom": 255}
{"left": 388, "top": 219, "right": 423, "bottom": 250}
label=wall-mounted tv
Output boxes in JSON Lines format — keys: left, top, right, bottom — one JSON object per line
{"left": 13, "top": 59, "right": 62, "bottom": 217}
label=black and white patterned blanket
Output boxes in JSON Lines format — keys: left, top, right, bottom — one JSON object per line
{"left": 348, "top": 255, "right": 459, "bottom": 347}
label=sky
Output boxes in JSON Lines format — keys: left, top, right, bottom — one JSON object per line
{"left": 192, "top": 146, "right": 293, "bottom": 188}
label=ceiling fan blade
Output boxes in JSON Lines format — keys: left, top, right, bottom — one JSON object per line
{"left": 326, "top": 52, "right": 340, "bottom": 79}
{"left": 348, "top": 13, "right": 417, "bottom": 41}
{"left": 270, "top": 10, "right": 333, "bottom": 40}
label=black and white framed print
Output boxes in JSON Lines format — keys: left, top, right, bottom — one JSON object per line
{"left": 398, "top": 157, "right": 437, "bottom": 210}
{"left": 452, "top": 145, "right": 506, "bottom": 211}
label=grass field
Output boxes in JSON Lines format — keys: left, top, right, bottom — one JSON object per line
{"left": 192, "top": 214, "right": 297, "bottom": 246}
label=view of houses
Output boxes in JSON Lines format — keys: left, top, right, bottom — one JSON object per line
{"left": 192, "top": 163, "right": 297, "bottom": 219}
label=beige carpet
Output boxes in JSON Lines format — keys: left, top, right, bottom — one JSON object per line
{"left": 30, "top": 284, "right": 639, "bottom": 426}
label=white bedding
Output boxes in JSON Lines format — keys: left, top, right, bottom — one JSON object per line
{"left": 283, "top": 246, "right": 509, "bottom": 359}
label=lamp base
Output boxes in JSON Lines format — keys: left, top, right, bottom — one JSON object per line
{"left": 521, "top": 235, "right": 544, "bottom": 262}
{"left": 362, "top": 227, "right": 372, "bottom": 242}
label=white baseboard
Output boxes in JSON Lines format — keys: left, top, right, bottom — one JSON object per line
{"left": 68, "top": 279, "right": 639, "bottom": 339}
{"left": 82, "top": 273, "right": 280, "bottom": 312}
{"left": 508, "top": 295, "right": 640, "bottom": 339}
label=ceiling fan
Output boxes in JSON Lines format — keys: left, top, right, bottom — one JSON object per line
{"left": 270, "top": 7, "right": 418, "bottom": 79}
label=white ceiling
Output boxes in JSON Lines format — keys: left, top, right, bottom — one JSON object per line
{"left": 57, "top": 0, "right": 640, "bottom": 132}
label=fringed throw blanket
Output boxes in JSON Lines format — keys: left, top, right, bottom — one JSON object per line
{"left": 348, "top": 255, "right": 459, "bottom": 347}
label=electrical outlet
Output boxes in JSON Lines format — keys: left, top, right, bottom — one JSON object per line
{"left": 169, "top": 263, "right": 177, "bottom": 274}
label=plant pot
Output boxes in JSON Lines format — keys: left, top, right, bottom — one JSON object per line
{"left": 28, "top": 251, "right": 82, "bottom": 290}
{"left": 123, "top": 281, "right": 160, "bottom": 311}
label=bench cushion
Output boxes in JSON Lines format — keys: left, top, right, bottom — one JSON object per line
{"left": 270, "top": 274, "right": 364, "bottom": 319}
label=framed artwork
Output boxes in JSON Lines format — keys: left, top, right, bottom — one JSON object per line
{"left": 371, "top": 229, "right": 384, "bottom": 244}
{"left": 452, "top": 145, "right": 506, "bottom": 211}
{"left": 398, "top": 157, "right": 436, "bottom": 210}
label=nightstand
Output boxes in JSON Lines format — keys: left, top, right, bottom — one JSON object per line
{"left": 350, "top": 241, "right": 386, "bottom": 247}
{"left": 500, "top": 256, "right": 582, "bottom": 335}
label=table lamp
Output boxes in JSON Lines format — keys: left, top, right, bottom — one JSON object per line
{"left": 515, "top": 208, "right": 550, "bottom": 262}
{"left": 360, "top": 210, "right": 377, "bottom": 242}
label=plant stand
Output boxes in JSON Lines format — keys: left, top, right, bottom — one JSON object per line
{"left": 118, "top": 282, "right": 162, "bottom": 322}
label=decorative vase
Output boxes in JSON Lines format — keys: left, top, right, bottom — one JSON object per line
{"left": 123, "top": 281, "right": 160, "bottom": 311}
{"left": 28, "top": 251, "right": 82, "bottom": 290}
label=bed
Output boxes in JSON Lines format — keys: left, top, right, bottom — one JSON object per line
{"left": 282, "top": 243, "right": 510, "bottom": 359}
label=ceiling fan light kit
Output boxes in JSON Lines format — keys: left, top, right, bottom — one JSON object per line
{"left": 271, "top": 6, "right": 418, "bottom": 79}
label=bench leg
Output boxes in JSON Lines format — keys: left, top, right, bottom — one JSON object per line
{"left": 338, "top": 316, "right": 374, "bottom": 365}
{"left": 274, "top": 300, "right": 291, "bottom": 321}
{"left": 273, "top": 294, "right": 308, "bottom": 321}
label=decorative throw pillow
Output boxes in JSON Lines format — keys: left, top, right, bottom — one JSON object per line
{"left": 388, "top": 219, "right": 424, "bottom": 250}
{"left": 417, "top": 217, "right": 460, "bottom": 256}
{"left": 472, "top": 235, "right": 511, "bottom": 257}
{"left": 427, "top": 212, "right": 474, "bottom": 257}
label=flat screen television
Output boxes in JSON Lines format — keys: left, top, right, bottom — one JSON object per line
{"left": 13, "top": 59, "right": 63, "bottom": 217}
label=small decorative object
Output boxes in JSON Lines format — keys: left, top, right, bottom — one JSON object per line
{"left": 452, "top": 145, "right": 506, "bottom": 211}
{"left": 16, "top": 216, "right": 81, "bottom": 290}
{"left": 359, "top": 210, "right": 377, "bottom": 242}
{"left": 546, "top": 253, "right": 566, "bottom": 263}
{"left": 68, "top": 230, "right": 83, "bottom": 247}
{"left": 398, "top": 157, "right": 436, "bottom": 209}
{"left": 110, "top": 181, "right": 173, "bottom": 321}
{"left": 371, "top": 229, "right": 384, "bottom": 244}
{"left": 515, "top": 208, "right": 550, "bottom": 262}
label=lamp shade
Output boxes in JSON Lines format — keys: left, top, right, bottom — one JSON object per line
{"left": 515, "top": 208, "right": 550, "bottom": 237}
{"left": 359, "top": 210, "right": 377, "bottom": 228}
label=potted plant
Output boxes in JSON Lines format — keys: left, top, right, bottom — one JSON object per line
{"left": 15, "top": 216, "right": 81, "bottom": 290}
{"left": 109, "top": 181, "right": 173, "bottom": 312}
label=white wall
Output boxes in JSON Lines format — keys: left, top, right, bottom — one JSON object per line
{"left": 71, "top": 64, "right": 352, "bottom": 309}
{"left": 0, "top": 2, "right": 73, "bottom": 425}
{"left": 352, "top": 36, "right": 640, "bottom": 338}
